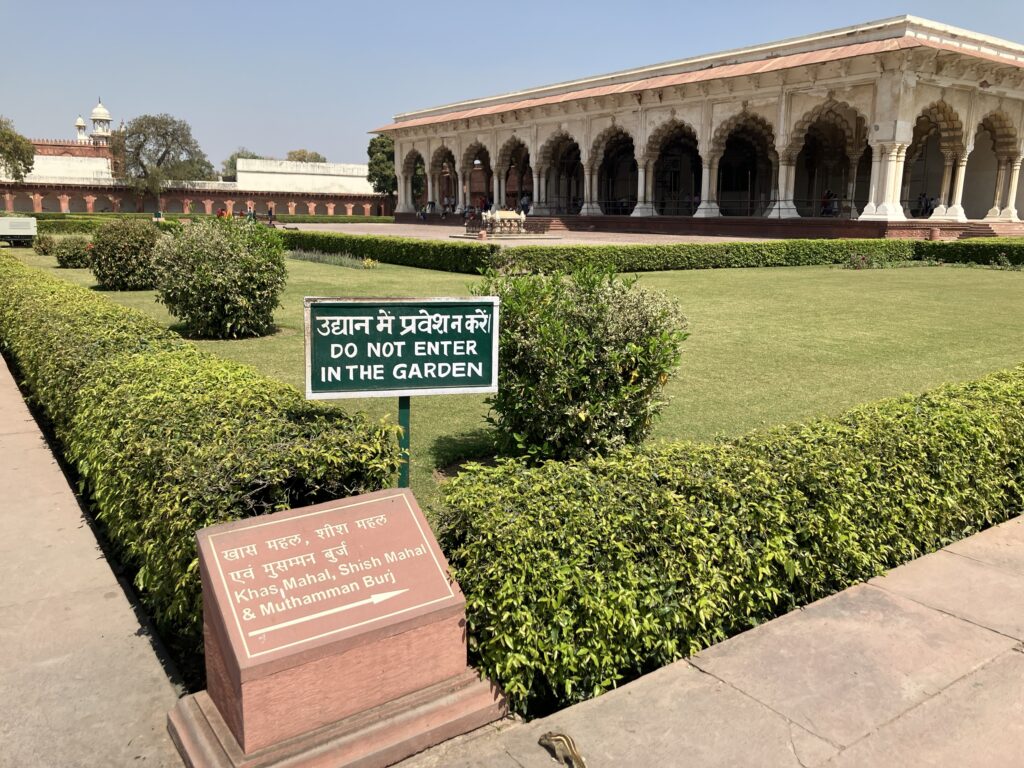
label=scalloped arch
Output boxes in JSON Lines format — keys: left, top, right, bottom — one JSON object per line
{"left": 496, "top": 135, "right": 530, "bottom": 173}
{"left": 977, "top": 110, "right": 1019, "bottom": 158}
{"left": 460, "top": 142, "right": 491, "bottom": 175}
{"left": 536, "top": 129, "right": 581, "bottom": 169}
{"left": 429, "top": 145, "right": 457, "bottom": 175}
{"left": 711, "top": 111, "right": 777, "bottom": 158}
{"left": 786, "top": 100, "right": 867, "bottom": 160}
{"left": 589, "top": 125, "right": 636, "bottom": 169}
{"left": 644, "top": 118, "right": 700, "bottom": 162}
{"left": 401, "top": 148, "right": 426, "bottom": 177}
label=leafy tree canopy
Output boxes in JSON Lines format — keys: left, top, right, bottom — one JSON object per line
{"left": 221, "top": 147, "right": 264, "bottom": 181}
{"left": 366, "top": 134, "right": 397, "bottom": 196}
{"left": 112, "top": 113, "right": 215, "bottom": 198}
{"left": 286, "top": 149, "right": 327, "bottom": 163}
{"left": 0, "top": 116, "right": 35, "bottom": 182}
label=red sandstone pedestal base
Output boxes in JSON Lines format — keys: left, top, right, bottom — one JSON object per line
{"left": 168, "top": 669, "right": 505, "bottom": 768}
{"left": 166, "top": 491, "right": 507, "bottom": 767}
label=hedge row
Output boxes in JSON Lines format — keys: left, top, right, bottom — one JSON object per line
{"left": 915, "top": 237, "right": 1024, "bottom": 265}
{"left": 0, "top": 253, "right": 401, "bottom": 657}
{"left": 498, "top": 238, "right": 918, "bottom": 273}
{"left": 275, "top": 214, "right": 393, "bottom": 224}
{"left": 280, "top": 229, "right": 498, "bottom": 273}
{"left": 441, "top": 367, "right": 1024, "bottom": 715}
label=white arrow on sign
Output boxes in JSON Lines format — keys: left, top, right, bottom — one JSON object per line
{"left": 249, "top": 589, "right": 409, "bottom": 638}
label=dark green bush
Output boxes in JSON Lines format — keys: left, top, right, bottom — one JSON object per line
{"left": 275, "top": 214, "right": 393, "bottom": 224}
{"left": 38, "top": 218, "right": 103, "bottom": 234}
{"left": 498, "top": 238, "right": 917, "bottom": 273}
{"left": 154, "top": 218, "right": 286, "bottom": 338}
{"left": 52, "top": 235, "right": 92, "bottom": 268}
{"left": 32, "top": 233, "right": 56, "bottom": 256}
{"left": 475, "top": 267, "right": 687, "bottom": 460}
{"left": 89, "top": 218, "right": 161, "bottom": 290}
{"left": 280, "top": 230, "right": 498, "bottom": 273}
{"left": 0, "top": 252, "right": 401, "bottom": 658}
{"left": 441, "top": 368, "right": 1024, "bottom": 715}
{"left": 913, "top": 237, "right": 1024, "bottom": 265}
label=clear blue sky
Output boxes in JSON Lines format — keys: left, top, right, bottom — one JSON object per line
{"left": 2, "top": 1, "right": 1021, "bottom": 170}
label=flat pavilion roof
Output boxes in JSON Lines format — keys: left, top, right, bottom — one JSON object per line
{"left": 374, "top": 16, "right": 1024, "bottom": 133}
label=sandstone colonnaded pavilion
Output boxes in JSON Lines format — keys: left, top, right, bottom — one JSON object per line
{"left": 0, "top": 100, "right": 390, "bottom": 217}
{"left": 378, "top": 16, "right": 1024, "bottom": 238}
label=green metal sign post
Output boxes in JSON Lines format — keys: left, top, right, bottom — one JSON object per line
{"left": 304, "top": 297, "right": 499, "bottom": 487}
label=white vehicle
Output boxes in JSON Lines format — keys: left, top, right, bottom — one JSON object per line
{"left": 0, "top": 216, "right": 37, "bottom": 247}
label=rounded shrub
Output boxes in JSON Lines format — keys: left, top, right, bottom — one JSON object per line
{"left": 153, "top": 217, "right": 286, "bottom": 338}
{"left": 52, "top": 236, "right": 92, "bottom": 268}
{"left": 32, "top": 233, "right": 56, "bottom": 257}
{"left": 89, "top": 218, "right": 160, "bottom": 290}
{"left": 475, "top": 266, "right": 688, "bottom": 460}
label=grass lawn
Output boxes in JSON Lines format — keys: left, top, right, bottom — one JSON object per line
{"left": 11, "top": 246, "right": 1024, "bottom": 510}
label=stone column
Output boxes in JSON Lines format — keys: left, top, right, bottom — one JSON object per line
{"left": 693, "top": 158, "right": 720, "bottom": 217}
{"left": 225, "top": 200, "right": 235, "bottom": 216}
{"left": 306, "top": 201, "right": 317, "bottom": 215}
{"left": 4, "top": 192, "right": 15, "bottom": 212}
{"left": 491, "top": 173, "right": 500, "bottom": 211}
{"left": 458, "top": 171, "right": 469, "bottom": 211}
{"left": 861, "top": 145, "right": 882, "bottom": 215}
{"left": 498, "top": 172, "right": 507, "bottom": 210}
{"left": 944, "top": 155, "right": 969, "bottom": 222}
{"left": 1000, "top": 157, "right": 1021, "bottom": 220}
{"left": 58, "top": 194, "right": 71, "bottom": 213}
{"left": 345, "top": 203, "right": 355, "bottom": 215}
{"left": 845, "top": 154, "right": 861, "bottom": 219}
{"left": 900, "top": 157, "right": 913, "bottom": 217}
{"left": 529, "top": 168, "right": 540, "bottom": 214}
{"left": 110, "top": 196, "right": 122, "bottom": 213}
{"left": 84, "top": 195, "right": 96, "bottom": 213}
{"left": 768, "top": 159, "right": 799, "bottom": 218}
{"left": 245, "top": 199, "right": 255, "bottom": 213}
{"left": 861, "top": 143, "right": 907, "bottom": 221}
{"left": 985, "top": 158, "right": 1009, "bottom": 219}
{"left": 326, "top": 203, "right": 336, "bottom": 215}
{"left": 579, "top": 165, "right": 601, "bottom": 216}
{"left": 426, "top": 173, "right": 435, "bottom": 210}
{"left": 201, "top": 199, "right": 212, "bottom": 214}
{"left": 286, "top": 201, "right": 296, "bottom": 215}
{"left": 930, "top": 152, "right": 955, "bottom": 217}
{"left": 30, "top": 193, "right": 42, "bottom": 213}
{"left": 632, "top": 160, "right": 654, "bottom": 216}
{"left": 362, "top": 203, "right": 372, "bottom": 216}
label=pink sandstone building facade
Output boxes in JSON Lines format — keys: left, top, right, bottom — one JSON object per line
{"left": 377, "top": 17, "right": 1024, "bottom": 239}
{"left": 2, "top": 101, "right": 391, "bottom": 217}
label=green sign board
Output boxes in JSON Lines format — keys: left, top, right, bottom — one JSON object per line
{"left": 304, "top": 297, "right": 499, "bottom": 399}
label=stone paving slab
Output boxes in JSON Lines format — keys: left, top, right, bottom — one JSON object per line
{"left": 0, "top": 357, "right": 182, "bottom": 768}
{"left": 689, "top": 584, "right": 1014, "bottom": 748}
{"left": 871, "top": 549, "right": 1024, "bottom": 641}
{"left": 824, "top": 648, "right": 1024, "bottom": 768}
{"left": 945, "top": 516, "right": 1024, "bottom": 575}
{"left": 403, "top": 662, "right": 837, "bottom": 768}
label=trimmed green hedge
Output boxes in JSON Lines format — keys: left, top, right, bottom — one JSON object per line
{"left": 498, "top": 239, "right": 917, "bottom": 273}
{"left": 275, "top": 214, "right": 393, "bottom": 224}
{"left": 0, "top": 253, "right": 401, "bottom": 657}
{"left": 915, "top": 237, "right": 1024, "bottom": 265}
{"left": 441, "top": 367, "right": 1024, "bottom": 715}
{"left": 38, "top": 218, "right": 103, "bottom": 234}
{"left": 280, "top": 229, "right": 498, "bottom": 273}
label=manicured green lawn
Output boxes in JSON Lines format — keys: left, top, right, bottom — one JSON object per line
{"left": 12, "top": 246, "right": 1024, "bottom": 508}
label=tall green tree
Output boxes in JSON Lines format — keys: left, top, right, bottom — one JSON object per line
{"left": 0, "top": 116, "right": 35, "bottom": 182}
{"left": 221, "top": 147, "right": 264, "bottom": 181}
{"left": 366, "top": 134, "right": 397, "bottom": 196}
{"left": 286, "top": 149, "right": 327, "bottom": 163}
{"left": 112, "top": 113, "right": 215, "bottom": 199}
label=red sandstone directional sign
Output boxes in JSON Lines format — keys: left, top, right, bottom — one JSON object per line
{"left": 197, "top": 489, "right": 460, "bottom": 668}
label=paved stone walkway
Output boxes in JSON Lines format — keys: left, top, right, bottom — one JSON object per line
{"left": 401, "top": 516, "right": 1024, "bottom": 767}
{"left": 3, "top": 347, "right": 1022, "bottom": 767}
{"left": 0, "top": 357, "right": 182, "bottom": 768}
{"left": 291, "top": 221, "right": 767, "bottom": 245}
